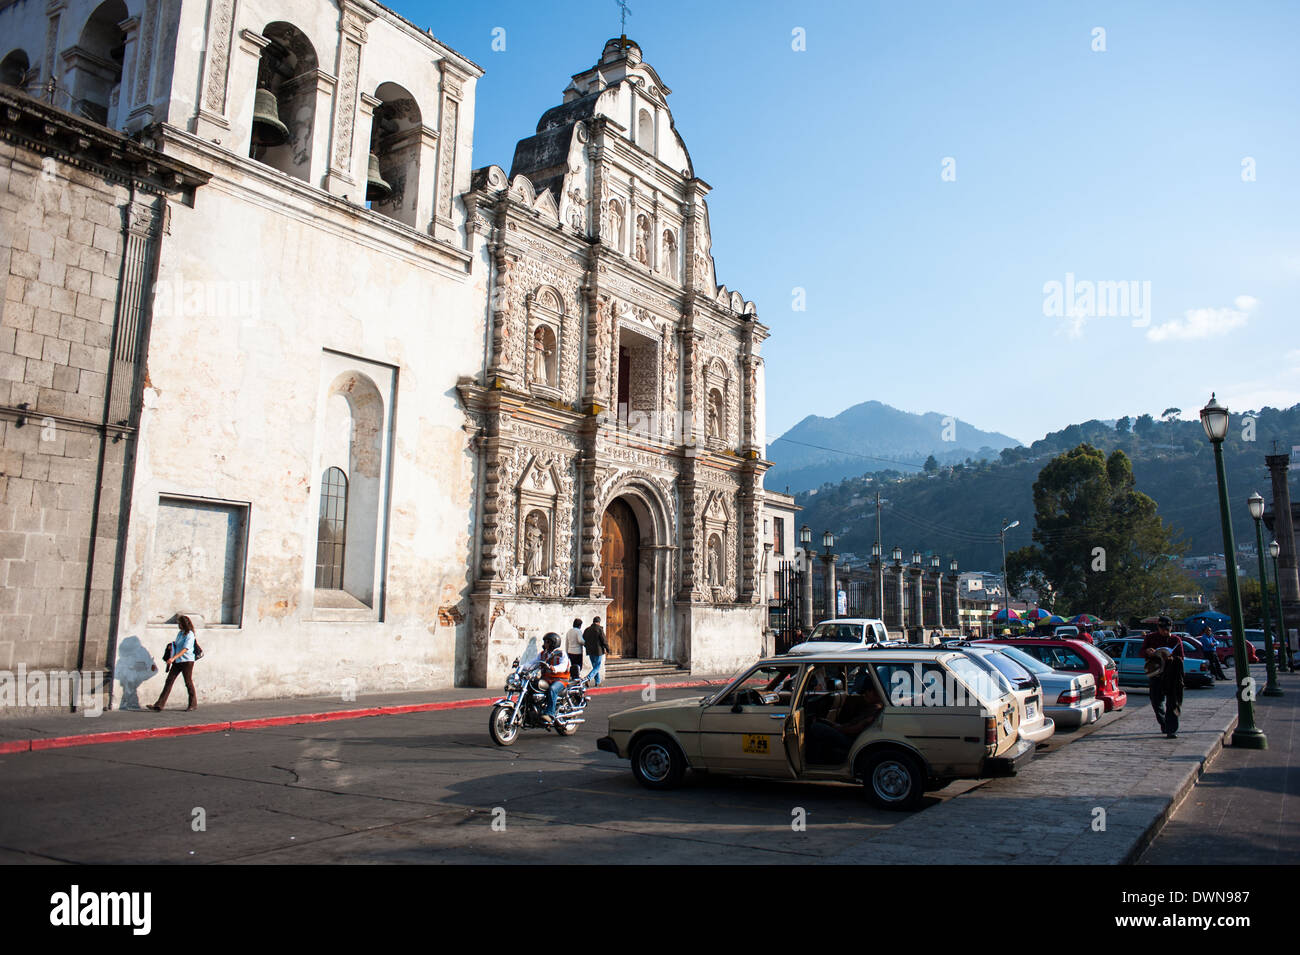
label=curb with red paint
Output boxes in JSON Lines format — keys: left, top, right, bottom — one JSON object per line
{"left": 0, "top": 678, "right": 719, "bottom": 755}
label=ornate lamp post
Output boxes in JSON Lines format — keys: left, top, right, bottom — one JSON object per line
{"left": 1248, "top": 492, "right": 1283, "bottom": 696}
{"left": 1201, "top": 394, "right": 1267, "bottom": 748}
{"left": 1000, "top": 518, "right": 1019, "bottom": 623}
{"left": 822, "top": 530, "right": 838, "bottom": 619}
{"left": 1271, "top": 539, "right": 1294, "bottom": 671}
{"left": 798, "top": 524, "right": 813, "bottom": 631}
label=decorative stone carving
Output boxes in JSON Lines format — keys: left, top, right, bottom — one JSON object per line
{"left": 634, "top": 213, "right": 651, "bottom": 266}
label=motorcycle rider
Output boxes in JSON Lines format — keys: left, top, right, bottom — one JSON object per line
{"left": 539, "top": 632, "right": 570, "bottom": 724}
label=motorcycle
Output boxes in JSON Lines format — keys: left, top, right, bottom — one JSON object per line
{"left": 489, "top": 657, "right": 589, "bottom": 746}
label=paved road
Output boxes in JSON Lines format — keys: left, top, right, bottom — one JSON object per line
{"left": 0, "top": 688, "right": 921, "bottom": 864}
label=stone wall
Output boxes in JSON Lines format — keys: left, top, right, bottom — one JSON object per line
{"left": 0, "top": 135, "right": 157, "bottom": 676}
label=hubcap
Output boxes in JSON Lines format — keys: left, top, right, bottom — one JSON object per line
{"left": 495, "top": 708, "right": 517, "bottom": 739}
{"left": 640, "top": 744, "right": 671, "bottom": 781}
{"left": 873, "top": 760, "right": 911, "bottom": 801}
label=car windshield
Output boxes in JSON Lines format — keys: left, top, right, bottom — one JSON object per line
{"left": 992, "top": 645, "right": 1054, "bottom": 677}
{"left": 807, "top": 623, "right": 864, "bottom": 642}
{"left": 700, "top": 663, "right": 757, "bottom": 705}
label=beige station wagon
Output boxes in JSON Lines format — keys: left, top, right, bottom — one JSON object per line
{"left": 596, "top": 649, "right": 1034, "bottom": 809}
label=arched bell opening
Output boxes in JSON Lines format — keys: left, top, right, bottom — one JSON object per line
{"left": 64, "top": 0, "right": 127, "bottom": 127}
{"left": 366, "top": 82, "right": 422, "bottom": 225}
{"left": 249, "top": 22, "right": 318, "bottom": 183}
{"left": 1, "top": 50, "right": 34, "bottom": 91}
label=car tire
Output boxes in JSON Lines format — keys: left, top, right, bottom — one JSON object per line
{"left": 630, "top": 734, "right": 686, "bottom": 790}
{"left": 861, "top": 749, "right": 925, "bottom": 811}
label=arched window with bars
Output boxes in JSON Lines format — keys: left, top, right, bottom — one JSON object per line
{"left": 315, "top": 466, "right": 348, "bottom": 589}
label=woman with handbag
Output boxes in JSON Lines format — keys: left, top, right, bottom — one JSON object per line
{"left": 148, "top": 615, "right": 200, "bottom": 711}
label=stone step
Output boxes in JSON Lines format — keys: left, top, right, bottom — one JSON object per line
{"left": 602, "top": 658, "right": 688, "bottom": 679}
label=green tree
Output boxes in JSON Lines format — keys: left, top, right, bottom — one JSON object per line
{"left": 1161, "top": 407, "right": 1182, "bottom": 422}
{"left": 1215, "top": 575, "right": 1264, "bottom": 628}
{"left": 1011, "top": 445, "right": 1190, "bottom": 620}
{"left": 1115, "top": 415, "right": 1131, "bottom": 433}
{"left": 1133, "top": 413, "right": 1156, "bottom": 437}
{"left": 923, "top": 454, "right": 938, "bottom": 473}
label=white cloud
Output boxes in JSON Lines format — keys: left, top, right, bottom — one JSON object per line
{"left": 1145, "top": 296, "right": 1256, "bottom": 343}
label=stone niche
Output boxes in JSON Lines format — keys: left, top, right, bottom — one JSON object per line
{"left": 516, "top": 455, "right": 561, "bottom": 591}
{"left": 702, "top": 490, "right": 733, "bottom": 603}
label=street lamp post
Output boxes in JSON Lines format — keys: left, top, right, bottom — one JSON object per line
{"left": 1271, "top": 539, "right": 1294, "bottom": 672}
{"left": 1201, "top": 394, "right": 1267, "bottom": 748}
{"left": 1248, "top": 492, "right": 1283, "bottom": 696}
{"left": 1000, "top": 518, "right": 1020, "bottom": 626}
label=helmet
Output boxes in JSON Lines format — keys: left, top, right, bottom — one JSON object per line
{"left": 542, "top": 632, "right": 560, "bottom": 650}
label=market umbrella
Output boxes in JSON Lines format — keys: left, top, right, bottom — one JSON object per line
{"left": 1046, "top": 614, "right": 1066, "bottom": 625}
{"left": 991, "top": 608, "right": 1022, "bottom": 622}
{"left": 1070, "top": 613, "right": 1102, "bottom": 626}
{"left": 1024, "top": 608, "right": 1052, "bottom": 621}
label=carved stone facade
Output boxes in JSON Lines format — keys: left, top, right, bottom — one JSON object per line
{"left": 460, "top": 39, "right": 772, "bottom": 686}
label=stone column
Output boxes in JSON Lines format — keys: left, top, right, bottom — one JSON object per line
{"left": 800, "top": 548, "right": 815, "bottom": 630}
{"left": 893, "top": 562, "right": 906, "bottom": 634}
{"left": 43, "top": 0, "right": 66, "bottom": 105}
{"left": 433, "top": 61, "right": 468, "bottom": 242}
{"left": 194, "top": 0, "right": 238, "bottom": 140}
{"left": 677, "top": 450, "right": 700, "bottom": 601}
{"left": 1266, "top": 453, "right": 1300, "bottom": 646}
{"left": 124, "top": 0, "right": 158, "bottom": 130}
{"left": 824, "top": 553, "right": 838, "bottom": 618}
{"left": 227, "top": 29, "right": 269, "bottom": 157}
{"left": 911, "top": 565, "right": 924, "bottom": 640}
{"left": 933, "top": 570, "right": 944, "bottom": 631}
{"left": 323, "top": 0, "right": 373, "bottom": 198}
{"left": 114, "top": 15, "right": 140, "bottom": 130}
{"left": 738, "top": 465, "right": 760, "bottom": 602}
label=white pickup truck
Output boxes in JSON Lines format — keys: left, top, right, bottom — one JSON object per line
{"left": 787, "top": 618, "right": 891, "bottom": 654}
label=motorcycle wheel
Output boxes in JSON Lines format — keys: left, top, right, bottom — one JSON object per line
{"left": 489, "top": 703, "right": 520, "bottom": 746}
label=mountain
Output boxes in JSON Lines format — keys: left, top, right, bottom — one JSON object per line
{"left": 765, "top": 400, "right": 1021, "bottom": 493}
{"left": 790, "top": 406, "right": 1300, "bottom": 578}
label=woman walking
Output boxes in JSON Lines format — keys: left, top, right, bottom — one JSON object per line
{"left": 148, "top": 614, "right": 199, "bottom": 711}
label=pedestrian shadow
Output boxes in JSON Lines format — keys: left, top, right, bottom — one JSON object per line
{"left": 114, "top": 636, "right": 159, "bottom": 711}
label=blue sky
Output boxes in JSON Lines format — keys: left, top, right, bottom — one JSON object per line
{"left": 402, "top": 0, "right": 1300, "bottom": 446}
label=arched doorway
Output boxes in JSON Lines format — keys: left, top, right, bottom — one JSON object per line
{"left": 601, "top": 498, "right": 640, "bottom": 658}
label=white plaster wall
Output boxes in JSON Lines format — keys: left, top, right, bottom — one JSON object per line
{"left": 483, "top": 599, "right": 610, "bottom": 689}
{"left": 114, "top": 148, "right": 491, "bottom": 703}
{"left": 684, "top": 604, "right": 766, "bottom": 676}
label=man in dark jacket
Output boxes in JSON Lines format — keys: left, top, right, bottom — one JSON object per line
{"left": 1143, "top": 616, "right": 1185, "bottom": 738}
{"left": 583, "top": 617, "right": 610, "bottom": 686}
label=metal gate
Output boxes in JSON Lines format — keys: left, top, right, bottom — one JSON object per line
{"left": 771, "top": 559, "right": 804, "bottom": 654}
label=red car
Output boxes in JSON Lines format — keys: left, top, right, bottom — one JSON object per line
{"left": 1212, "top": 630, "right": 1258, "bottom": 664}
{"left": 975, "top": 637, "right": 1128, "bottom": 712}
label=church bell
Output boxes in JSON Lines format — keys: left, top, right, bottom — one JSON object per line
{"left": 366, "top": 152, "right": 393, "bottom": 202}
{"left": 251, "top": 88, "right": 290, "bottom": 147}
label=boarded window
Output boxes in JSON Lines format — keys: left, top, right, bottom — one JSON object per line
{"left": 150, "top": 497, "right": 249, "bottom": 626}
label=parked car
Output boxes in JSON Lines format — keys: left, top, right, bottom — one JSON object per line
{"left": 975, "top": 637, "right": 1127, "bottom": 712}
{"left": 597, "top": 648, "right": 1035, "bottom": 810}
{"left": 1053, "top": 625, "right": 1080, "bottom": 640}
{"left": 787, "top": 618, "right": 890, "bottom": 654}
{"left": 1243, "top": 629, "right": 1286, "bottom": 659}
{"left": 991, "top": 644, "right": 1105, "bottom": 728}
{"left": 1096, "top": 637, "right": 1214, "bottom": 689}
{"left": 942, "top": 643, "right": 1055, "bottom": 744}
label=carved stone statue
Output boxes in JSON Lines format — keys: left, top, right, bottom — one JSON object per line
{"left": 607, "top": 200, "right": 623, "bottom": 251}
{"left": 531, "top": 328, "right": 550, "bottom": 383}
{"left": 635, "top": 214, "right": 651, "bottom": 266}
{"left": 662, "top": 230, "right": 677, "bottom": 279}
{"left": 525, "top": 513, "right": 546, "bottom": 576}
{"left": 708, "top": 536, "right": 722, "bottom": 587}
{"left": 706, "top": 394, "right": 721, "bottom": 439}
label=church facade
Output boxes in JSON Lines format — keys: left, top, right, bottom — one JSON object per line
{"left": 459, "top": 39, "right": 770, "bottom": 687}
{"left": 1, "top": 0, "right": 772, "bottom": 705}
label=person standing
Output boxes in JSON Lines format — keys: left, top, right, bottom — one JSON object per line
{"left": 1198, "top": 626, "right": 1227, "bottom": 680}
{"left": 148, "top": 614, "right": 199, "bottom": 711}
{"left": 566, "top": 618, "right": 585, "bottom": 679}
{"left": 583, "top": 616, "right": 609, "bottom": 687}
{"left": 1143, "top": 616, "right": 1184, "bottom": 737}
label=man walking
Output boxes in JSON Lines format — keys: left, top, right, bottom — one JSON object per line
{"left": 1143, "top": 616, "right": 1185, "bottom": 738}
{"left": 583, "top": 616, "right": 609, "bottom": 687}
{"left": 566, "top": 618, "right": 585, "bottom": 679}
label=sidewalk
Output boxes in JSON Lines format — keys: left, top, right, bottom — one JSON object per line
{"left": 828, "top": 673, "right": 1260, "bottom": 865}
{"left": 0, "top": 674, "right": 726, "bottom": 754}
